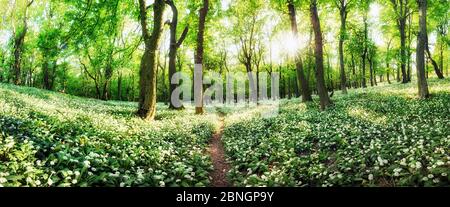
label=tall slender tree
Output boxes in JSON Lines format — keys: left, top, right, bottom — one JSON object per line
{"left": 389, "top": 0, "right": 412, "bottom": 83}
{"left": 310, "top": 0, "right": 332, "bottom": 110}
{"left": 287, "top": 0, "right": 313, "bottom": 102}
{"left": 12, "top": 0, "right": 34, "bottom": 85}
{"left": 334, "top": 0, "right": 353, "bottom": 94}
{"left": 166, "top": 0, "right": 189, "bottom": 109}
{"left": 137, "top": 0, "right": 166, "bottom": 120}
{"left": 195, "top": 0, "right": 209, "bottom": 115}
{"left": 416, "top": 0, "right": 430, "bottom": 98}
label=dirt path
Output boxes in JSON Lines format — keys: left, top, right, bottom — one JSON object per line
{"left": 208, "top": 115, "right": 231, "bottom": 187}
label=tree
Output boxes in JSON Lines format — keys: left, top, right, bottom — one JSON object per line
{"left": 166, "top": 0, "right": 189, "bottom": 109}
{"left": 11, "top": 0, "right": 34, "bottom": 85}
{"left": 287, "top": 0, "right": 313, "bottom": 102}
{"left": 416, "top": 0, "right": 429, "bottom": 98}
{"left": 194, "top": 0, "right": 209, "bottom": 115}
{"left": 334, "top": 0, "right": 354, "bottom": 94}
{"left": 137, "top": 0, "right": 166, "bottom": 120}
{"left": 37, "top": 2, "right": 62, "bottom": 91}
{"left": 389, "top": 0, "right": 412, "bottom": 83}
{"left": 310, "top": 0, "right": 332, "bottom": 110}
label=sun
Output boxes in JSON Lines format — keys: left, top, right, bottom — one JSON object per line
{"left": 270, "top": 31, "right": 308, "bottom": 62}
{"left": 282, "top": 32, "right": 300, "bottom": 56}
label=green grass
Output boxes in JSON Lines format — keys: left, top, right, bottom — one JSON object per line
{"left": 0, "top": 84, "right": 218, "bottom": 187}
{"left": 222, "top": 79, "right": 450, "bottom": 187}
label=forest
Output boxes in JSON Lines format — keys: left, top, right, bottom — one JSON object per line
{"left": 0, "top": 0, "right": 449, "bottom": 187}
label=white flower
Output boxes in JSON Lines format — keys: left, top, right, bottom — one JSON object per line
{"left": 72, "top": 179, "right": 78, "bottom": 184}
{"left": 0, "top": 177, "right": 7, "bottom": 183}
{"left": 427, "top": 174, "right": 434, "bottom": 179}
{"left": 159, "top": 181, "right": 165, "bottom": 187}
{"left": 441, "top": 173, "right": 447, "bottom": 177}
{"left": 415, "top": 162, "right": 422, "bottom": 169}
{"left": 74, "top": 171, "right": 80, "bottom": 176}
{"left": 368, "top": 174, "right": 374, "bottom": 181}
{"left": 120, "top": 182, "right": 125, "bottom": 187}
{"left": 83, "top": 160, "right": 91, "bottom": 167}
{"left": 47, "top": 179, "right": 53, "bottom": 186}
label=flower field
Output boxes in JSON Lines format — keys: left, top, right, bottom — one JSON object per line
{"left": 0, "top": 84, "right": 218, "bottom": 187}
{"left": 0, "top": 79, "right": 449, "bottom": 187}
{"left": 222, "top": 79, "right": 450, "bottom": 187}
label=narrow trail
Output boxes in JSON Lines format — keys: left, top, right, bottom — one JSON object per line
{"left": 208, "top": 114, "right": 231, "bottom": 187}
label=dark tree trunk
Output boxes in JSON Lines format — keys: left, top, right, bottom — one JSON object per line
{"left": 386, "top": 38, "right": 392, "bottom": 84}
{"left": 386, "top": 61, "right": 392, "bottom": 84}
{"left": 195, "top": 0, "right": 209, "bottom": 114}
{"left": 351, "top": 53, "right": 357, "bottom": 88}
{"left": 137, "top": 0, "right": 165, "bottom": 120}
{"left": 362, "top": 16, "right": 368, "bottom": 88}
{"left": 425, "top": 41, "right": 445, "bottom": 79}
{"left": 439, "top": 36, "right": 444, "bottom": 74}
{"left": 102, "top": 62, "right": 113, "bottom": 101}
{"left": 362, "top": 56, "right": 367, "bottom": 88}
{"left": 288, "top": 1, "right": 313, "bottom": 102}
{"left": 369, "top": 56, "right": 374, "bottom": 87}
{"left": 416, "top": 0, "right": 430, "bottom": 99}
{"left": 338, "top": 0, "right": 348, "bottom": 94}
{"left": 399, "top": 19, "right": 408, "bottom": 83}
{"left": 43, "top": 59, "right": 51, "bottom": 90}
{"left": 310, "top": 0, "right": 332, "bottom": 110}
{"left": 407, "top": 14, "right": 412, "bottom": 82}
{"left": 12, "top": 0, "right": 34, "bottom": 85}
{"left": 167, "top": 0, "right": 189, "bottom": 109}
{"left": 117, "top": 72, "right": 122, "bottom": 101}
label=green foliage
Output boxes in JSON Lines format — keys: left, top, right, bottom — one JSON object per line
{"left": 222, "top": 78, "right": 450, "bottom": 187}
{"left": 0, "top": 83, "right": 218, "bottom": 187}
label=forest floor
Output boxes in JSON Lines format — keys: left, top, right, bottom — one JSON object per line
{"left": 0, "top": 78, "right": 449, "bottom": 187}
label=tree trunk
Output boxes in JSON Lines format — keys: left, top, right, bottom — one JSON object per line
{"left": 12, "top": 0, "right": 34, "bottom": 85}
{"left": 386, "top": 38, "right": 392, "bottom": 84}
{"left": 338, "top": 2, "right": 348, "bottom": 94}
{"left": 288, "top": 1, "right": 313, "bottom": 102}
{"left": 416, "top": 0, "right": 430, "bottom": 99}
{"left": 43, "top": 59, "right": 52, "bottom": 90}
{"left": 351, "top": 53, "right": 356, "bottom": 88}
{"left": 425, "top": 41, "right": 445, "bottom": 79}
{"left": 137, "top": 0, "right": 165, "bottom": 120}
{"left": 369, "top": 56, "right": 374, "bottom": 86}
{"left": 407, "top": 14, "right": 412, "bottom": 82}
{"left": 195, "top": 0, "right": 209, "bottom": 114}
{"left": 387, "top": 61, "right": 391, "bottom": 84}
{"left": 362, "top": 56, "right": 367, "bottom": 88}
{"left": 439, "top": 35, "right": 444, "bottom": 74}
{"left": 310, "top": 0, "right": 332, "bottom": 110}
{"left": 167, "top": 1, "right": 189, "bottom": 109}
{"left": 399, "top": 18, "right": 408, "bottom": 83}
{"left": 117, "top": 72, "right": 122, "bottom": 101}
{"left": 362, "top": 16, "right": 368, "bottom": 88}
